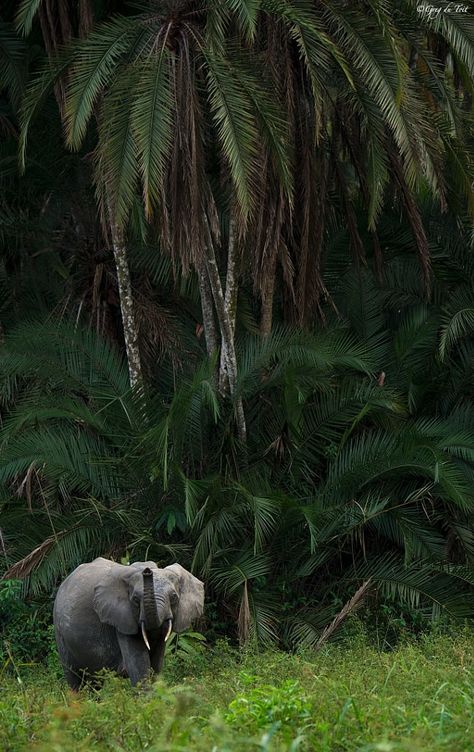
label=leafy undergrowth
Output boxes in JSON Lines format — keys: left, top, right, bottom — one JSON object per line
{"left": 2, "top": 631, "right": 474, "bottom": 751}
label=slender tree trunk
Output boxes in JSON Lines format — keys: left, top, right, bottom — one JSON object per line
{"left": 219, "top": 220, "right": 238, "bottom": 391}
{"left": 203, "top": 223, "right": 247, "bottom": 445}
{"left": 109, "top": 218, "right": 144, "bottom": 391}
{"left": 198, "top": 263, "right": 218, "bottom": 359}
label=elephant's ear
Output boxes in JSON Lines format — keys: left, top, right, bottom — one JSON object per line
{"left": 93, "top": 565, "right": 137, "bottom": 634}
{"left": 164, "top": 564, "right": 204, "bottom": 633}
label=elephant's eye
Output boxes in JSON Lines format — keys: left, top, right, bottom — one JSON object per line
{"left": 170, "top": 591, "right": 179, "bottom": 607}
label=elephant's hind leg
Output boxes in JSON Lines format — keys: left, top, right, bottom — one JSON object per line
{"left": 56, "top": 631, "right": 85, "bottom": 690}
{"left": 62, "top": 663, "right": 84, "bottom": 691}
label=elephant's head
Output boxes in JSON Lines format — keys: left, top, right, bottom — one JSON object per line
{"left": 93, "top": 561, "right": 204, "bottom": 649}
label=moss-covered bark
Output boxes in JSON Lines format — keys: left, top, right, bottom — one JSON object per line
{"left": 110, "top": 221, "right": 143, "bottom": 391}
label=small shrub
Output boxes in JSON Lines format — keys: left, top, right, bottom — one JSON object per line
{"left": 225, "top": 677, "right": 312, "bottom": 742}
{"left": 165, "top": 635, "right": 238, "bottom": 682}
{"left": 0, "top": 581, "right": 54, "bottom": 669}
{"left": 165, "top": 629, "right": 206, "bottom": 658}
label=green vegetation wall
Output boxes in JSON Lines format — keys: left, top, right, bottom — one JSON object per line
{"left": 1, "top": 0, "right": 474, "bottom": 650}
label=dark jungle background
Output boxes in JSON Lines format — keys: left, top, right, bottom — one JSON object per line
{"left": 1, "top": 0, "right": 474, "bottom": 664}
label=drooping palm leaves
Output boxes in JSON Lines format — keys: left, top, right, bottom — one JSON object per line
{"left": 16, "top": 0, "right": 474, "bottom": 371}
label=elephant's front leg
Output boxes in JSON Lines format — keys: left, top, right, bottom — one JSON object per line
{"left": 117, "top": 632, "right": 151, "bottom": 686}
{"left": 150, "top": 638, "right": 166, "bottom": 675}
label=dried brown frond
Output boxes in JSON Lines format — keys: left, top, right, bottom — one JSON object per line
{"left": 0, "top": 115, "right": 18, "bottom": 139}
{"left": 16, "top": 461, "right": 37, "bottom": 511}
{"left": 0, "top": 528, "right": 8, "bottom": 560}
{"left": 91, "top": 263, "right": 104, "bottom": 316}
{"left": 38, "top": 0, "right": 73, "bottom": 116}
{"left": 79, "top": 0, "right": 94, "bottom": 38}
{"left": 295, "top": 124, "right": 329, "bottom": 325}
{"left": 253, "top": 156, "right": 292, "bottom": 334}
{"left": 332, "top": 133, "right": 366, "bottom": 268}
{"left": 314, "top": 579, "right": 372, "bottom": 651}
{"left": 3, "top": 536, "right": 56, "bottom": 580}
{"left": 390, "top": 148, "right": 431, "bottom": 295}
{"left": 372, "top": 231, "right": 383, "bottom": 283}
{"left": 164, "top": 38, "right": 206, "bottom": 274}
{"left": 238, "top": 580, "right": 251, "bottom": 646}
{"left": 135, "top": 283, "right": 185, "bottom": 371}
{"left": 264, "top": 432, "right": 287, "bottom": 459}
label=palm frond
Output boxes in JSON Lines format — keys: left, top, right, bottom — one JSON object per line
{"left": 65, "top": 16, "right": 138, "bottom": 149}
{"left": 204, "top": 51, "right": 259, "bottom": 219}
{"left": 16, "top": 0, "right": 44, "bottom": 37}
{"left": 0, "top": 21, "right": 27, "bottom": 110}
{"left": 96, "top": 68, "right": 140, "bottom": 228}
{"left": 350, "top": 553, "right": 474, "bottom": 618}
{"left": 132, "top": 52, "right": 174, "bottom": 220}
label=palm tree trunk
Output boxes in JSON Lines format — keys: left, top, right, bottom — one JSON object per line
{"left": 219, "top": 220, "right": 238, "bottom": 391}
{"left": 203, "top": 224, "right": 246, "bottom": 445}
{"left": 109, "top": 218, "right": 144, "bottom": 391}
{"left": 198, "top": 263, "right": 218, "bottom": 359}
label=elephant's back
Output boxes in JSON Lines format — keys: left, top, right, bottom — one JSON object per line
{"left": 54, "top": 558, "right": 113, "bottom": 626}
{"left": 54, "top": 558, "right": 120, "bottom": 670}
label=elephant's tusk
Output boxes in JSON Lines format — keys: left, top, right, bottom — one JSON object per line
{"left": 164, "top": 620, "right": 173, "bottom": 642}
{"left": 141, "top": 622, "right": 151, "bottom": 651}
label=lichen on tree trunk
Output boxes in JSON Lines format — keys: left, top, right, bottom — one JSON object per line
{"left": 198, "top": 262, "right": 218, "bottom": 359}
{"left": 203, "top": 221, "right": 247, "bottom": 445}
{"left": 219, "top": 220, "right": 239, "bottom": 392}
{"left": 109, "top": 219, "right": 144, "bottom": 391}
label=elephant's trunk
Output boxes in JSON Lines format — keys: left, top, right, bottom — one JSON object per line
{"left": 142, "top": 567, "right": 160, "bottom": 631}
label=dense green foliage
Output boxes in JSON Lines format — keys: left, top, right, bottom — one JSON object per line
{"left": 1, "top": 0, "right": 474, "bottom": 652}
{"left": 3, "top": 212, "right": 474, "bottom": 647}
{"left": 3, "top": 630, "right": 474, "bottom": 750}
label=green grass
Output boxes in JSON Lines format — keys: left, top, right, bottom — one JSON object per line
{"left": 2, "top": 630, "right": 474, "bottom": 751}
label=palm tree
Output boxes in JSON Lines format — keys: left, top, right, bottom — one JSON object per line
{"left": 17, "top": 0, "right": 473, "bottom": 379}
{"left": 18, "top": 0, "right": 291, "bottom": 419}
{"left": 251, "top": 0, "right": 474, "bottom": 329}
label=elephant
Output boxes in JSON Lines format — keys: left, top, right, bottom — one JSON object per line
{"left": 53, "top": 557, "right": 204, "bottom": 689}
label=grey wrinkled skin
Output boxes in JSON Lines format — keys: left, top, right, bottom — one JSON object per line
{"left": 53, "top": 557, "right": 204, "bottom": 689}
